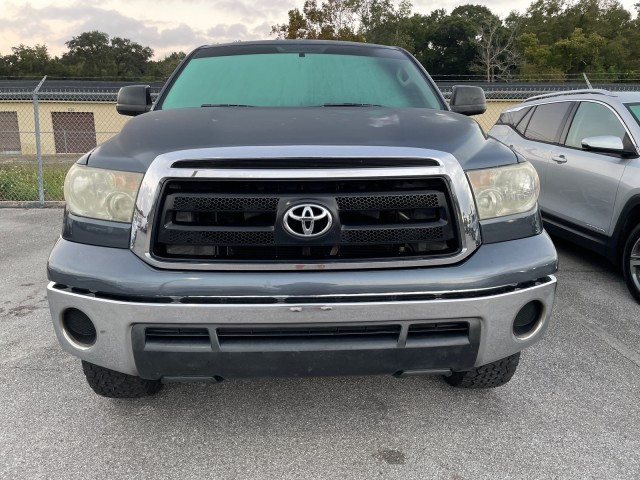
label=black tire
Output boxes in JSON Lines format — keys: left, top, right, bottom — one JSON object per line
{"left": 82, "top": 361, "right": 162, "bottom": 398}
{"left": 622, "top": 224, "right": 640, "bottom": 304}
{"left": 444, "top": 352, "right": 520, "bottom": 389}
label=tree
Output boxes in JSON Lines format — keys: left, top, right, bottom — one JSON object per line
{"left": 418, "top": 5, "right": 495, "bottom": 76}
{"left": 358, "top": 0, "right": 413, "bottom": 48}
{"left": 63, "top": 31, "right": 111, "bottom": 77}
{"left": 471, "top": 16, "right": 521, "bottom": 82}
{"left": 5, "top": 44, "right": 52, "bottom": 76}
{"left": 63, "top": 31, "right": 154, "bottom": 78}
{"left": 148, "top": 51, "right": 187, "bottom": 79}
{"left": 271, "top": 0, "right": 363, "bottom": 40}
{"left": 518, "top": 32, "right": 565, "bottom": 79}
{"left": 111, "top": 37, "right": 154, "bottom": 78}
{"left": 551, "top": 27, "right": 606, "bottom": 74}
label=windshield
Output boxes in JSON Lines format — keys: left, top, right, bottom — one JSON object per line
{"left": 628, "top": 103, "right": 640, "bottom": 126}
{"left": 158, "top": 44, "right": 443, "bottom": 110}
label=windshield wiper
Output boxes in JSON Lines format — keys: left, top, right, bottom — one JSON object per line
{"left": 320, "top": 103, "right": 383, "bottom": 107}
{"left": 201, "top": 104, "right": 255, "bottom": 107}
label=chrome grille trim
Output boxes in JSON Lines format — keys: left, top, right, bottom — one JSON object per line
{"left": 130, "top": 145, "right": 481, "bottom": 271}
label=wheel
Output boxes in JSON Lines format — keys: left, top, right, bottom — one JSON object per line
{"left": 81, "top": 361, "right": 162, "bottom": 398}
{"left": 622, "top": 224, "right": 640, "bottom": 303}
{"left": 444, "top": 352, "right": 520, "bottom": 388}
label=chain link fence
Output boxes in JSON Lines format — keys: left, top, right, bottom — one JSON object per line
{"left": 1, "top": 77, "right": 639, "bottom": 205}
{"left": 0, "top": 77, "right": 162, "bottom": 205}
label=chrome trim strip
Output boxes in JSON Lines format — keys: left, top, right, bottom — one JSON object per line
{"left": 131, "top": 145, "right": 480, "bottom": 271}
{"left": 54, "top": 277, "right": 553, "bottom": 304}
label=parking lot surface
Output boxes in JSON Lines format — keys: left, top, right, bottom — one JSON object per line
{"left": 1, "top": 208, "right": 639, "bottom": 479}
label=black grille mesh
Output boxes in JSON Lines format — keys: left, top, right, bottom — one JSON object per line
{"left": 337, "top": 194, "right": 440, "bottom": 210}
{"left": 342, "top": 226, "right": 445, "bottom": 244}
{"left": 172, "top": 196, "right": 278, "bottom": 212}
{"left": 167, "top": 230, "right": 275, "bottom": 245}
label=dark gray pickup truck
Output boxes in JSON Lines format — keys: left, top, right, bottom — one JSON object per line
{"left": 47, "top": 41, "right": 557, "bottom": 398}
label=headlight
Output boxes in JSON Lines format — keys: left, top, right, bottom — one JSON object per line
{"left": 64, "top": 164, "right": 143, "bottom": 223}
{"left": 467, "top": 162, "right": 540, "bottom": 220}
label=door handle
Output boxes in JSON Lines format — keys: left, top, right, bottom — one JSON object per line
{"left": 552, "top": 155, "right": 567, "bottom": 164}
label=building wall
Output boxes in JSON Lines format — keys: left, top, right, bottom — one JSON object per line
{"left": 0, "top": 101, "right": 131, "bottom": 156}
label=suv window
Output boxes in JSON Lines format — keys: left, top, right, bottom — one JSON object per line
{"left": 516, "top": 107, "right": 534, "bottom": 135}
{"left": 565, "top": 102, "right": 626, "bottom": 148}
{"left": 498, "top": 106, "right": 531, "bottom": 127}
{"left": 626, "top": 103, "right": 640, "bottom": 126}
{"left": 524, "top": 102, "right": 573, "bottom": 143}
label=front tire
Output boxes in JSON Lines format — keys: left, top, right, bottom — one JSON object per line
{"left": 622, "top": 224, "right": 640, "bottom": 304}
{"left": 82, "top": 361, "right": 163, "bottom": 398}
{"left": 444, "top": 352, "right": 520, "bottom": 388}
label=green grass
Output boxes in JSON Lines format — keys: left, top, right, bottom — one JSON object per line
{"left": 0, "top": 163, "right": 72, "bottom": 201}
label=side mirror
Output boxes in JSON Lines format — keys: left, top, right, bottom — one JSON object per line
{"left": 449, "top": 85, "right": 487, "bottom": 116}
{"left": 582, "top": 136, "right": 635, "bottom": 156}
{"left": 116, "top": 85, "right": 152, "bottom": 116}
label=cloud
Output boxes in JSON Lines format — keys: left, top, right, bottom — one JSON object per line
{"left": 207, "top": 23, "right": 250, "bottom": 41}
{"left": 157, "top": 24, "right": 211, "bottom": 47}
{"left": 251, "top": 22, "right": 275, "bottom": 37}
{"left": 0, "top": 2, "right": 255, "bottom": 58}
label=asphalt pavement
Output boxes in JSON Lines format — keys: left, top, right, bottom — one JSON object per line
{"left": 1, "top": 208, "right": 639, "bottom": 479}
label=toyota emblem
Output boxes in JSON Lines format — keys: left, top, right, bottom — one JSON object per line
{"left": 283, "top": 204, "right": 333, "bottom": 238}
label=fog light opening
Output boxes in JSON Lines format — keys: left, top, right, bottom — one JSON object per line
{"left": 62, "top": 308, "right": 97, "bottom": 347}
{"left": 513, "top": 301, "right": 544, "bottom": 339}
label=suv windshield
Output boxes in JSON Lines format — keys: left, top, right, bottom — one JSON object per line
{"left": 159, "top": 44, "right": 443, "bottom": 110}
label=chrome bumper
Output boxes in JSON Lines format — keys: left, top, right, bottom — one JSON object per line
{"left": 47, "top": 277, "right": 556, "bottom": 377}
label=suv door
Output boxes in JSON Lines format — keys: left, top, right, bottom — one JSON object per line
{"left": 543, "top": 101, "right": 629, "bottom": 235}
{"left": 501, "top": 102, "right": 575, "bottom": 210}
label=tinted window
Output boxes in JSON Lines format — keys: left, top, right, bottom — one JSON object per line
{"left": 626, "top": 103, "right": 640, "bottom": 127}
{"left": 160, "top": 48, "right": 442, "bottom": 109}
{"left": 524, "top": 102, "right": 572, "bottom": 143}
{"left": 565, "top": 102, "right": 626, "bottom": 148}
{"left": 516, "top": 107, "right": 534, "bottom": 135}
{"left": 498, "top": 106, "right": 530, "bottom": 127}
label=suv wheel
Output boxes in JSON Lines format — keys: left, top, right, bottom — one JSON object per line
{"left": 444, "top": 352, "right": 520, "bottom": 388}
{"left": 82, "top": 361, "right": 163, "bottom": 398}
{"left": 623, "top": 224, "right": 640, "bottom": 303}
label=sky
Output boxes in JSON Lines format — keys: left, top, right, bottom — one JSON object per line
{"left": 1, "top": 0, "right": 638, "bottom": 59}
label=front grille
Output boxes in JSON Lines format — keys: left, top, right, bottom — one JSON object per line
{"left": 141, "top": 323, "right": 470, "bottom": 352}
{"left": 217, "top": 325, "right": 402, "bottom": 351}
{"left": 152, "top": 176, "right": 459, "bottom": 263}
{"left": 406, "top": 322, "right": 469, "bottom": 346}
{"left": 145, "top": 327, "right": 211, "bottom": 347}
{"left": 336, "top": 193, "right": 440, "bottom": 210}
{"left": 172, "top": 195, "right": 278, "bottom": 212}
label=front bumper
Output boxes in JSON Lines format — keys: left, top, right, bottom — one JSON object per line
{"left": 48, "top": 278, "right": 555, "bottom": 379}
{"left": 47, "top": 232, "right": 557, "bottom": 379}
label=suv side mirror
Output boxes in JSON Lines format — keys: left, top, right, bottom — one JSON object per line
{"left": 116, "top": 85, "right": 152, "bottom": 116}
{"left": 582, "top": 135, "right": 636, "bottom": 156}
{"left": 450, "top": 86, "right": 487, "bottom": 116}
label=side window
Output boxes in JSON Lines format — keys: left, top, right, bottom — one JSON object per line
{"left": 565, "top": 102, "right": 626, "bottom": 149}
{"left": 515, "top": 107, "right": 534, "bottom": 135}
{"left": 498, "top": 106, "right": 531, "bottom": 127}
{"left": 523, "top": 102, "right": 573, "bottom": 143}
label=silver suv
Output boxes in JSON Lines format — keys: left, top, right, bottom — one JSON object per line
{"left": 489, "top": 89, "right": 640, "bottom": 301}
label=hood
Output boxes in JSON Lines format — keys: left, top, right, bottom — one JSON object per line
{"left": 88, "top": 107, "right": 517, "bottom": 172}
